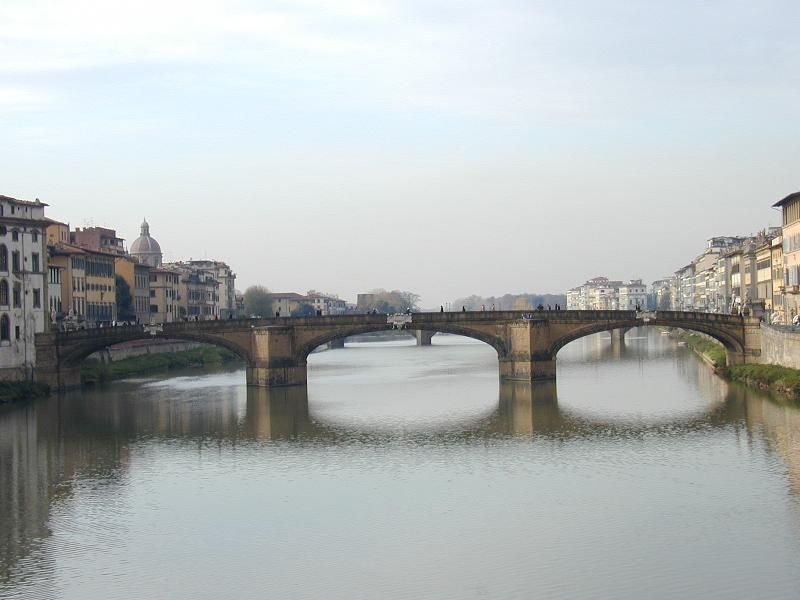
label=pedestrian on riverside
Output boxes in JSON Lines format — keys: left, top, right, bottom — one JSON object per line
{"left": 440, "top": 305, "right": 444, "bottom": 313}
{"left": 462, "top": 306, "right": 466, "bottom": 312}
{"left": 491, "top": 304, "right": 495, "bottom": 311}
{"left": 481, "top": 305, "right": 485, "bottom": 311}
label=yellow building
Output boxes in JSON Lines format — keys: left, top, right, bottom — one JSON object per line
{"left": 774, "top": 191, "right": 800, "bottom": 320}
{"left": 149, "top": 267, "right": 180, "bottom": 324}
{"left": 48, "top": 244, "right": 86, "bottom": 326}
{"left": 771, "top": 236, "right": 784, "bottom": 323}
{"left": 115, "top": 255, "right": 151, "bottom": 324}
{"left": 84, "top": 249, "right": 116, "bottom": 325}
{"left": 755, "top": 240, "right": 773, "bottom": 310}
{"left": 45, "top": 218, "right": 70, "bottom": 245}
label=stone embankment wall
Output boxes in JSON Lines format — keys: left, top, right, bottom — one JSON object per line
{"left": 88, "top": 339, "right": 206, "bottom": 363}
{"left": 760, "top": 324, "right": 800, "bottom": 370}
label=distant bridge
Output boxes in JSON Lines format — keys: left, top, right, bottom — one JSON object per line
{"left": 35, "top": 310, "right": 763, "bottom": 391}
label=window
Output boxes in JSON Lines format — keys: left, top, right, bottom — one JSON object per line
{"left": 15, "top": 326, "right": 20, "bottom": 340}
{"left": 11, "top": 252, "right": 19, "bottom": 273}
{"left": 12, "top": 284, "right": 20, "bottom": 308}
{"left": 150, "top": 289, "right": 156, "bottom": 297}
{"left": 150, "top": 304, "right": 158, "bottom": 313}
{"left": 0, "top": 226, "right": 6, "bottom": 236}
{"left": 0, "top": 245, "right": 7, "bottom": 272}
{"left": 0, "top": 314, "right": 8, "bottom": 341}
{"left": 32, "top": 231, "right": 38, "bottom": 243}
{"left": 33, "top": 289, "right": 41, "bottom": 308}
{"left": 11, "top": 230, "right": 18, "bottom": 242}
{"left": 31, "top": 253, "right": 39, "bottom": 273}
{"left": 0, "top": 280, "right": 8, "bottom": 306}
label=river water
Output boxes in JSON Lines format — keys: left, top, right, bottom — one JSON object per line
{"left": 1, "top": 330, "right": 800, "bottom": 599}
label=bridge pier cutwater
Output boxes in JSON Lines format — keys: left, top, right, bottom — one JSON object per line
{"left": 33, "top": 311, "right": 765, "bottom": 391}
{"left": 415, "top": 330, "right": 435, "bottom": 346}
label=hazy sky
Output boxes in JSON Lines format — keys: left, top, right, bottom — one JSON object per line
{"left": 1, "top": 0, "right": 797, "bottom": 306}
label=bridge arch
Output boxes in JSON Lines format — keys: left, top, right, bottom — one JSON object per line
{"left": 548, "top": 320, "right": 745, "bottom": 360}
{"left": 296, "top": 323, "right": 508, "bottom": 364}
{"left": 48, "top": 324, "right": 257, "bottom": 374}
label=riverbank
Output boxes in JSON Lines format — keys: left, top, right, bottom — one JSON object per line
{"left": 672, "top": 330, "right": 800, "bottom": 401}
{"left": 0, "top": 381, "right": 50, "bottom": 404}
{"left": 81, "top": 346, "right": 242, "bottom": 385}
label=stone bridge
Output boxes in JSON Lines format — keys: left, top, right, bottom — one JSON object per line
{"left": 34, "top": 310, "right": 763, "bottom": 391}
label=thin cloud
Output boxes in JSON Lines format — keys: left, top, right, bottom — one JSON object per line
{"left": 0, "top": 86, "right": 52, "bottom": 110}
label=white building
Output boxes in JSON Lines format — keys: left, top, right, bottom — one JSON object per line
{"left": 47, "top": 263, "right": 63, "bottom": 323}
{"left": 566, "top": 277, "right": 643, "bottom": 311}
{"left": 0, "top": 195, "right": 49, "bottom": 381}
{"left": 184, "top": 260, "right": 237, "bottom": 318}
{"left": 618, "top": 280, "right": 648, "bottom": 310}
{"left": 308, "top": 294, "right": 347, "bottom": 315}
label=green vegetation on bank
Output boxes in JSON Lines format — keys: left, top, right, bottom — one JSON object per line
{"left": 671, "top": 331, "right": 728, "bottom": 369}
{"left": 672, "top": 330, "right": 800, "bottom": 401}
{"left": 0, "top": 381, "right": 50, "bottom": 404}
{"left": 724, "top": 364, "right": 800, "bottom": 399}
{"left": 81, "top": 346, "right": 241, "bottom": 385}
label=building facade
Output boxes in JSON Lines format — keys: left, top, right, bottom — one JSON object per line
{"left": 182, "top": 260, "right": 235, "bottom": 318}
{"left": 115, "top": 255, "right": 151, "bottom": 323}
{"left": 170, "top": 263, "right": 220, "bottom": 320}
{"left": 71, "top": 226, "right": 126, "bottom": 256}
{"left": 774, "top": 192, "right": 800, "bottom": 320}
{"left": 149, "top": 267, "right": 180, "bottom": 324}
{"left": 0, "top": 196, "right": 49, "bottom": 380}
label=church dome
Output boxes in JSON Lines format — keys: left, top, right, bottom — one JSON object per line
{"left": 130, "top": 219, "right": 163, "bottom": 267}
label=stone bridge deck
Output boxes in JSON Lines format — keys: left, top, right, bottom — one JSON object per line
{"left": 34, "top": 310, "right": 762, "bottom": 390}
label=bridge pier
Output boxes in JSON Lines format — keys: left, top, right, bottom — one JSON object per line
{"left": 246, "top": 364, "right": 307, "bottom": 387}
{"left": 36, "top": 365, "right": 82, "bottom": 391}
{"left": 247, "top": 325, "right": 308, "bottom": 387}
{"left": 414, "top": 330, "right": 435, "bottom": 346}
{"left": 610, "top": 328, "right": 627, "bottom": 348}
{"left": 499, "top": 321, "right": 557, "bottom": 382}
{"left": 500, "top": 358, "right": 557, "bottom": 381}
{"left": 329, "top": 338, "right": 345, "bottom": 350}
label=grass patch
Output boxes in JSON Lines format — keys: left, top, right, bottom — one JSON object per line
{"left": 81, "top": 346, "right": 241, "bottom": 385}
{"left": 726, "top": 364, "right": 800, "bottom": 398}
{"left": 0, "top": 381, "right": 50, "bottom": 404}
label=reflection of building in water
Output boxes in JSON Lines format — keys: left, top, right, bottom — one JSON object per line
{"left": 0, "top": 398, "right": 130, "bottom": 585}
{"left": 743, "top": 390, "right": 800, "bottom": 499}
